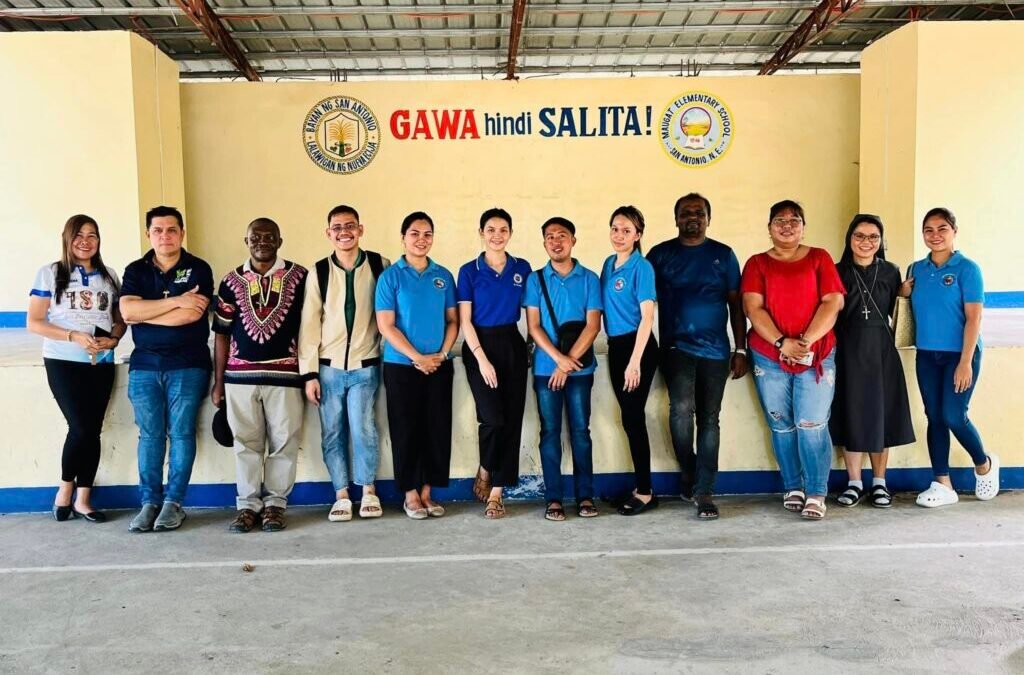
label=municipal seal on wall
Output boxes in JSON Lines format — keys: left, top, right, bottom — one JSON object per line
{"left": 659, "top": 91, "right": 733, "bottom": 168}
{"left": 302, "top": 96, "right": 381, "bottom": 174}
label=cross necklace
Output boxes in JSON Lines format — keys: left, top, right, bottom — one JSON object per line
{"left": 854, "top": 262, "right": 879, "bottom": 320}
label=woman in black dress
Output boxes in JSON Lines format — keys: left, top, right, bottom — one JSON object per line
{"left": 831, "top": 214, "right": 915, "bottom": 508}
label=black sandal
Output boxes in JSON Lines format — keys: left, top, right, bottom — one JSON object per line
{"left": 695, "top": 498, "right": 719, "bottom": 520}
{"left": 576, "top": 499, "right": 599, "bottom": 518}
{"left": 837, "top": 484, "right": 865, "bottom": 507}
{"left": 617, "top": 494, "right": 659, "bottom": 516}
{"left": 870, "top": 484, "right": 893, "bottom": 508}
{"left": 544, "top": 501, "right": 566, "bottom": 522}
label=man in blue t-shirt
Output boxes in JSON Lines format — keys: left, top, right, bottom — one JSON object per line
{"left": 120, "top": 206, "right": 214, "bottom": 533}
{"left": 646, "top": 193, "right": 748, "bottom": 519}
{"left": 524, "top": 217, "right": 603, "bottom": 521}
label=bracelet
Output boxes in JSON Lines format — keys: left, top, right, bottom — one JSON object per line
{"left": 471, "top": 345, "right": 482, "bottom": 353}
{"left": 734, "top": 348, "right": 747, "bottom": 355}
{"left": 66, "top": 330, "right": 73, "bottom": 342}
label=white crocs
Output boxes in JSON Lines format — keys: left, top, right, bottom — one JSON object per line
{"left": 975, "top": 454, "right": 1000, "bottom": 501}
{"left": 916, "top": 481, "right": 959, "bottom": 508}
{"left": 328, "top": 498, "right": 353, "bottom": 522}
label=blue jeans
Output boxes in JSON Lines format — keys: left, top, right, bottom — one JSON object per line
{"left": 915, "top": 348, "right": 986, "bottom": 476}
{"left": 534, "top": 374, "right": 594, "bottom": 503}
{"left": 751, "top": 350, "right": 836, "bottom": 496}
{"left": 318, "top": 365, "right": 381, "bottom": 491}
{"left": 127, "top": 368, "right": 209, "bottom": 506}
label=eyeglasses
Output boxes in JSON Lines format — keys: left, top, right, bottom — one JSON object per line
{"left": 851, "top": 233, "right": 881, "bottom": 243}
{"left": 328, "top": 224, "right": 360, "bottom": 234}
{"left": 771, "top": 217, "right": 803, "bottom": 227}
{"left": 246, "top": 234, "right": 279, "bottom": 244}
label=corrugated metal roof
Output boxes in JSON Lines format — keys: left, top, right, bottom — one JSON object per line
{"left": 0, "top": 0, "right": 1020, "bottom": 79}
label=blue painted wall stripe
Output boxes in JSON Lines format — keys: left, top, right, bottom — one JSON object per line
{"left": 0, "top": 312, "right": 28, "bottom": 328}
{"left": 1, "top": 468, "right": 1020, "bottom": 513}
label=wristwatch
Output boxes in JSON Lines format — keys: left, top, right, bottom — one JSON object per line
{"left": 773, "top": 337, "right": 785, "bottom": 350}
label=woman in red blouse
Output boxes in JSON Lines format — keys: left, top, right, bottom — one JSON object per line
{"left": 741, "top": 200, "right": 846, "bottom": 520}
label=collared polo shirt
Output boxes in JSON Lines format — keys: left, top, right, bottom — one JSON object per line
{"left": 600, "top": 250, "right": 657, "bottom": 337}
{"left": 120, "top": 248, "right": 214, "bottom": 371}
{"left": 523, "top": 259, "right": 603, "bottom": 377}
{"left": 456, "top": 253, "right": 532, "bottom": 327}
{"left": 30, "top": 263, "right": 121, "bottom": 364}
{"left": 910, "top": 251, "right": 984, "bottom": 352}
{"left": 646, "top": 237, "right": 740, "bottom": 360}
{"left": 375, "top": 256, "right": 457, "bottom": 366}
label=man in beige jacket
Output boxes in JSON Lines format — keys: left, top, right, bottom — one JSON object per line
{"left": 299, "top": 205, "right": 390, "bottom": 522}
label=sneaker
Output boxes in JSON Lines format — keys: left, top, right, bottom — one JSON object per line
{"left": 916, "top": 481, "right": 959, "bottom": 508}
{"left": 975, "top": 454, "right": 1000, "bottom": 501}
{"left": 262, "top": 506, "right": 287, "bottom": 532}
{"left": 128, "top": 503, "right": 160, "bottom": 533}
{"left": 229, "top": 509, "right": 261, "bottom": 533}
{"left": 153, "top": 502, "right": 187, "bottom": 531}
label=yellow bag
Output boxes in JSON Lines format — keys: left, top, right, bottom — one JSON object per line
{"left": 892, "top": 264, "right": 916, "bottom": 349}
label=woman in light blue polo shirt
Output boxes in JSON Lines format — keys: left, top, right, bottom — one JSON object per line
{"left": 457, "top": 207, "right": 533, "bottom": 520}
{"left": 902, "top": 207, "right": 998, "bottom": 507}
{"left": 26, "top": 214, "right": 126, "bottom": 523}
{"left": 375, "top": 211, "right": 459, "bottom": 520}
{"left": 600, "top": 206, "right": 660, "bottom": 516}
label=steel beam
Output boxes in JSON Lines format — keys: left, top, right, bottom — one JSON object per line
{"left": 505, "top": 0, "right": 529, "bottom": 79}
{"left": 173, "top": 0, "right": 261, "bottom": 81}
{"left": 759, "top": 0, "right": 865, "bottom": 75}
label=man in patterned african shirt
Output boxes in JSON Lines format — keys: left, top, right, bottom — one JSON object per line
{"left": 212, "top": 217, "right": 308, "bottom": 533}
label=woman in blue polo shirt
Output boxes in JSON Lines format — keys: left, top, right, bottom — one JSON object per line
{"left": 457, "top": 207, "right": 532, "bottom": 520}
{"left": 27, "top": 214, "right": 126, "bottom": 523}
{"left": 903, "top": 207, "right": 998, "bottom": 507}
{"left": 600, "top": 206, "right": 660, "bottom": 516}
{"left": 376, "top": 211, "right": 459, "bottom": 520}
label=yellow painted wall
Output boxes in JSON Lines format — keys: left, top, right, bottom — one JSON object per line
{"left": 0, "top": 31, "right": 183, "bottom": 311}
{"left": 180, "top": 76, "right": 859, "bottom": 281}
{"left": 859, "top": 23, "right": 920, "bottom": 264}
{"left": 914, "top": 22, "right": 1024, "bottom": 290}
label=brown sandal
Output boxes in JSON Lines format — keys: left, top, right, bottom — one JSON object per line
{"left": 473, "top": 467, "right": 491, "bottom": 503}
{"left": 484, "top": 499, "right": 505, "bottom": 520}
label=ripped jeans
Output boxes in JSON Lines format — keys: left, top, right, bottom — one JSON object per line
{"left": 751, "top": 349, "right": 836, "bottom": 497}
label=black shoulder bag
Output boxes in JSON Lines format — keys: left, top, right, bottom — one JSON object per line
{"left": 537, "top": 271, "right": 594, "bottom": 368}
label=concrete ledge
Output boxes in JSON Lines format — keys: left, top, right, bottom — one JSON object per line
{"left": 2, "top": 467, "right": 1021, "bottom": 513}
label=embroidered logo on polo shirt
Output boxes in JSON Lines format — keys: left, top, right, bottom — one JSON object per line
{"left": 613, "top": 278, "right": 626, "bottom": 292}
{"left": 174, "top": 269, "right": 192, "bottom": 284}
{"left": 942, "top": 274, "right": 956, "bottom": 286}
{"left": 433, "top": 278, "right": 447, "bottom": 289}
{"left": 513, "top": 273, "right": 524, "bottom": 285}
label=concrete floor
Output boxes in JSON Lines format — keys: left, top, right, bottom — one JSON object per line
{"left": 1, "top": 494, "right": 1023, "bottom": 674}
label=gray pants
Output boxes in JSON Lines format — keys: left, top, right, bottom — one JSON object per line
{"left": 225, "top": 383, "right": 304, "bottom": 511}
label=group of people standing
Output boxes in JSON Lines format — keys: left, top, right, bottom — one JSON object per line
{"left": 27, "top": 196, "right": 999, "bottom": 530}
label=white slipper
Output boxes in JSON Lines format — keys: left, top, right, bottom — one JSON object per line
{"left": 403, "top": 501, "right": 428, "bottom": 520}
{"left": 975, "top": 454, "right": 1000, "bottom": 501}
{"left": 359, "top": 493, "right": 383, "bottom": 518}
{"left": 915, "top": 481, "right": 959, "bottom": 508}
{"left": 425, "top": 502, "right": 445, "bottom": 518}
{"left": 328, "top": 498, "right": 353, "bottom": 522}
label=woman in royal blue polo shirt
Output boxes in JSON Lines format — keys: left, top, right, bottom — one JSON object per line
{"left": 27, "top": 214, "right": 126, "bottom": 523}
{"left": 600, "top": 206, "right": 660, "bottom": 516}
{"left": 902, "top": 207, "right": 998, "bottom": 507}
{"left": 457, "top": 207, "right": 532, "bottom": 520}
{"left": 376, "top": 211, "right": 460, "bottom": 520}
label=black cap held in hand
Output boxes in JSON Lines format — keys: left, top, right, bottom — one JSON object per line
{"left": 212, "top": 406, "right": 233, "bottom": 448}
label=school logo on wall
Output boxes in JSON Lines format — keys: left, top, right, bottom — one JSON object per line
{"left": 302, "top": 96, "right": 381, "bottom": 175}
{"left": 659, "top": 91, "right": 733, "bottom": 168}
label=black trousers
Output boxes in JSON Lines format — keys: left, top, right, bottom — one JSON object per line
{"left": 43, "top": 358, "right": 116, "bottom": 488}
{"left": 607, "top": 333, "right": 659, "bottom": 494}
{"left": 462, "top": 324, "right": 528, "bottom": 487}
{"left": 383, "top": 361, "right": 454, "bottom": 492}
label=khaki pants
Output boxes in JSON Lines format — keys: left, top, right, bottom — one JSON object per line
{"left": 225, "top": 383, "right": 304, "bottom": 511}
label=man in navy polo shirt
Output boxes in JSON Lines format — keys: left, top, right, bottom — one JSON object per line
{"left": 524, "top": 217, "right": 603, "bottom": 521}
{"left": 120, "top": 205, "right": 214, "bottom": 532}
{"left": 646, "top": 193, "right": 747, "bottom": 519}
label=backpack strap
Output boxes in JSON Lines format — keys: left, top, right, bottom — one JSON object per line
{"left": 315, "top": 257, "right": 331, "bottom": 302}
{"left": 536, "top": 268, "right": 561, "bottom": 332}
{"left": 365, "top": 250, "right": 384, "bottom": 280}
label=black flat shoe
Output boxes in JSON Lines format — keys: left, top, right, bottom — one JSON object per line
{"left": 53, "top": 504, "right": 73, "bottom": 522}
{"left": 618, "top": 494, "right": 659, "bottom": 516}
{"left": 72, "top": 509, "right": 107, "bottom": 523}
